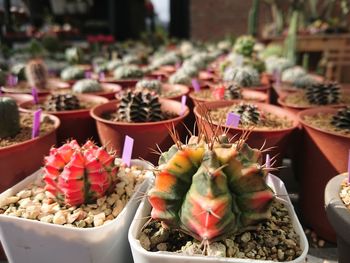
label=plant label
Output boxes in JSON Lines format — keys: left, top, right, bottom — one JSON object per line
{"left": 122, "top": 135, "right": 134, "bottom": 167}
{"left": 226, "top": 112, "right": 240, "bottom": 128}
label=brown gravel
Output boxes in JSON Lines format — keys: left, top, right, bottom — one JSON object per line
{"left": 139, "top": 201, "right": 303, "bottom": 261}
{"left": 104, "top": 110, "right": 178, "bottom": 123}
{"left": 284, "top": 91, "right": 350, "bottom": 107}
{"left": 0, "top": 113, "right": 56, "bottom": 148}
{"left": 209, "top": 106, "right": 293, "bottom": 130}
{"left": 303, "top": 113, "right": 350, "bottom": 137}
{"left": 191, "top": 89, "right": 261, "bottom": 102}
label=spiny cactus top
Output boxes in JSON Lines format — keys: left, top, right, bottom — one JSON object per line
{"left": 223, "top": 66, "right": 260, "bottom": 87}
{"left": 113, "top": 65, "right": 144, "bottom": 79}
{"left": 60, "top": 66, "right": 85, "bottom": 81}
{"left": 117, "top": 90, "right": 164, "bottom": 123}
{"left": 231, "top": 103, "right": 260, "bottom": 125}
{"left": 135, "top": 79, "right": 162, "bottom": 94}
{"left": 265, "top": 56, "right": 294, "bottom": 74}
{"left": 233, "top": 35, "right": 256, "bottom": 57}
{"left": 305, "top": 82, "right": 340, "bottom": 105}
{"left": 72, "top": 79, "right": 102, "bottom": 94}
{"left": 169, "top": 71, "right": 191, "bottom": 86}
{"left": 0, "top": 97, "right": 20, "bottom": 139}
{"left": 148, "top": 133, "right": 274, "bottom": 242}
{"left": 224, "top": 83, "right": 242, "bottom": 100}
{"left": 65, "top": 46, "right": 84, "bottom": 64}
{"left": 44, "top": 140, "right": 118, "bottom": 206}
{"left": 44, "top": 94, "right": 81, "bottom": 111}
{"left": 281, "top": 66, "right": 306, "bottom": 83}
{"left": 331, "top": 107, "right": 350, "bottom": 130}
{"left": 293, "top": 74, "right": 319, "bottom": 89}
{"left": 25, "top": 59, "right": 48, "bottom": 90}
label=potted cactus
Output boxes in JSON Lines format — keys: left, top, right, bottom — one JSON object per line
{"left": 90, "top": 89, "right": 189, "bottom": 164}
{"left": 19, "top": 93, "right": 108, "bottom": 145}
{"left": 0, "top": 139, "right": 152, "bottom": 263}
{"left": 325, "top": 173, "right": 350, "bottom": 263}
{"left": 59, "top": 66, "right": 86, "bottom": 84}
{"left": 189, "top": 82, "right": 268, "bottom": 106}
{"left": 194, "top": 100, "right": 298, "bottom": 168}
{"left": 2, "top": 60, "right": 70, "bottom": 96}
{"left": 132, "top": 79, "right": 189, "bottom": 102}
{"left": 72, "top": 78, "right": 122, "bottom": 100}
{"left": 102, "top": 65, "right": 144, "bottom": 88}
{"left": 298, "top": 106, "right": 350, "bottom": 241}
{"left": 0, "top": 96, "right": 60, "bottom": 193}
{"left": 128, "top": 131, "right": 308, "bottom": 262}
{"left": 278, "top": 82, "right": 350, "bottom": 115}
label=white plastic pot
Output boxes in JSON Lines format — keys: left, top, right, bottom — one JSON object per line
{"left": 128, "top": 174, "right": 309, "bottom": 263}
{"left": 0, "top": 160, "right": 153, "bottom": 263}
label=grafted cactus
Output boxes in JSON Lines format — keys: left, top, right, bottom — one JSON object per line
{"left": 148, "top": 132, "right": 274, "bottom": 243}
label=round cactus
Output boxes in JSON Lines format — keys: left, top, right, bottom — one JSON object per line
{"left": 135, "top": 79, "right": 162, "bottom": 94}
{"left": 223, "top": 66, "right": 260, "bottom": 87}
{"left": 43, "top": 140, "right": 118, "bottom": 206}
{"left": 113, "top": 65, "right": 144, "bottom": 80}
{"left": 281, "top": 66, "right": 307, "bottom": 83}
{"left": 331, "top": 107, "right": 350, "bottom": 130}
{"left": 44, "top": 94, "right": 81, "bottom": 111}
{"left": 293, "top": 74, "right": 319, "bottom": 89}
{"left": 224, "top": 83, "right": 242, "bottom": 100}
{"left": 169, "top": 71, "right": 192, "bottom": 86}
{"left": 305, "top": 82, "right": 340, "bottom": 105}
{"left": 233, "top": 35, "right": 256, "bottom": 57}
{"left": 230, "top": 103, "right": 260, "bottom": 125}
{"left": 0, "top": 97, "right": 20, "bottom": 139}
{"left": 60, "top": 66, "right": 85, "bottom": 81}
{"left": 72, "top": 79, "right": 102, "bottom": 94}
{"left": 265, "top": 56, "right": 294, "bottom": 74}
{"left": 65, "top": 47, "right": 84, "bottom": 64}
{"left": 148, "top": 133, "right": 274, "bottom": 242}
{"left": 25, "top": 59, "right": 48, "bottom": 90}
{"left": 117, "top": 90, "right": 164, "bottom": 122}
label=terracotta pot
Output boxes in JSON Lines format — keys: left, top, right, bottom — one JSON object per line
{"left": 19, "top": 94, "right": 108, "bottom": 145}
{"left": 198, "top": 71, "right": 218, "bottom": 82}
{"left": 74, "top": 83, "right": 122, "bottom": 100}
{"left": 297, "top": 107, "right": 350, "bottom": 241}
{"left": 0, "top": 113, "right": 60, "bottom": 193}
{"left": 159, "top": 84, "right": 189, "bottom": 102}
{"left": 100, "top": 78, "right": 140, "bottom": 89}
{"left": 90, "top": 99, "right": 190, "bottom": 164}
{"left": 189, "top": 89, "right": 268, "bottom": 107}
{"left": 278, "top": 89, "right": 350, "bottom": 116}
{"left": 325, "top": 173, "right": 350, "bottom": 263}
{"left": 1, "top": 79, "right": 70, "bottom": 96}
{"left": 194, "top": 100, "right": 299, "bottom": 167}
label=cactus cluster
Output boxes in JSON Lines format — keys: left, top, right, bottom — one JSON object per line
{"left": 44, "top": 94, "right": 81, "bottom": 111}
{"left": 331, "top": 107, "right": 350, "bottom": 130}
{"left": 231, "top": 103, "right": 261, "bottom": 125}
{"left": 0, "top": 97, "right": 20, "bottom": 139}
{"left": 113, "top": 65, "right": 144, "bottom": 79}
{"left": 148, "top": 132, "right": 274, "bottom": 243}
{"left": 60, "top": 66, "right": 85, "bottom": 81}
{"left": 25, "top": 59, "right": 48, "bottom": 90}
{"left": 305, "top": 82, "right": 340, "bottom": 105}
{"left": 72, "top": 79, "right": 102, "bottom": 94}
{"left": 44, "top": 140, "right": 118, "bottom": 206}
{"left": 117, "top": 90, "right": 163, "bottom": 123}
{"left": 223, "top": 66, "right": 260, "bottom": 87}
{"left": 281, "top": 66, "right": 306, "bottom": 83}
{"left": 135, "top": 79, "right": 162, "bottom": 94}
{"left": 233, "top": 35, "right": 256, "bottom": 57}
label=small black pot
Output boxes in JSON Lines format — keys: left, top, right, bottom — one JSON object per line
{"left": 325, "top": 173, "right": 350, "bottom": 263}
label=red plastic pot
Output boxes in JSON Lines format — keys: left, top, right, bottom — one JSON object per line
{"left": 189, "top": 89, "right": 268, "bottom": 107}
{"left": 298, "top": 107, "right": 350, "bottom": 242}
{"left": 90, "top": 99, "right": 189, "bottom": 164}
{"left": 19, "top": 94, "right": 108, "bottom": 145}
{"left": 194, "top": 100, "right": 299, "bottom": 167}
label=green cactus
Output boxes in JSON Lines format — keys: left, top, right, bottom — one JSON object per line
{"left": 117, "top": 90, "right": 164, "bottom": 122}
{"left": 113, "top": 65, "right": 144, "bottom": 80}
{"left": 148, "top": 132, "right": 274, "bottom": 243}
{"left": 0, "top": 97, "right": 20, "bottom": 138}
{"left": 284, "top": 10, "right": 299, "bottom": 65}
{"left": 233, "top": 35, "right": 256, "bottom": 58}
{"left": 248, "top": 0, "right": 260, "bottom": 37}
{"left": 44, "top": 94, "right": 81, "bottom": 111}
{"left": 72, "top": 79, "right": 102, "bottom": 94}
{"left": 306, "top": 82, "right": 340, "bottom": 105}
{"left": 223, "top": 66, "right": 260, "bottom": 87}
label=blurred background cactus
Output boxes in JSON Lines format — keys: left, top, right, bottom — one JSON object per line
{"left": 0, "top": 97, "right": 20, "bottom": 139}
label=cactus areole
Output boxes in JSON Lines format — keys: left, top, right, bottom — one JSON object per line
{"left": 44, "top": 140, "right": 119, "bottom": 206}
{"left": 148, "top": 133, "right": 275, "bottom": 243}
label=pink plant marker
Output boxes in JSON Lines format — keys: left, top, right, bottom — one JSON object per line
{"left": 122, "top": 135, "right": 134, "bottom": 167}
{"left": 99, "top": 72, "right": 105, "bottom": 81}
{"left": 175, "top": 62, "right": 181, "bottom": 69}
{"left": 157, "top": 75, "right": 162, "bottom": 82}
{"left": 180, "top": 95, "right": 187, "bottom": 116}
{"left": 226, "top": 112, "right": 240, "bottom": 128}
{"left": 85, "top": 71, "right": 92, "bottom": 79}
{"left": 32, "top": 87, "right": 39, "bottom": 104}
{"left": 192, "top": 79, "right": 201, "bottom": 92}
{"left": 266, "top": 154, "right": 271, "bottom": 168}
{"left": 31, "top": 109, "right": 42, "bottom": 138}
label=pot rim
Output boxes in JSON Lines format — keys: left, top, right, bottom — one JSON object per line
{"left": 19, "top": 94, "right": 109, "bottom": 116}
{"left": 189, "top": 89, "right": 268, "bottom": 103}
{"left": 1, "top": 79, "right": 71, "bottom": 94}
{"left": 194, "top": 100, "right": 299, "bottom": 133}
{"left": 90, "top": 99, "right": 190, "bottom": 127}
{"left": 0, "top": 113, "right": 60, "bottom": 152}
{"left": 298, "top": 106, "right": 350, "bottom": 139}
